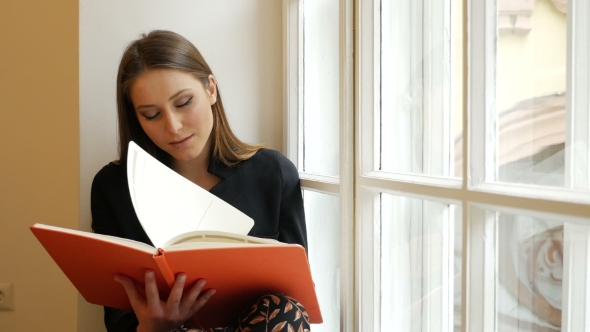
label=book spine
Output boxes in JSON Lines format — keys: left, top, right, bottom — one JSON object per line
{"left": 153, "top": 248, "right": 176, "bottom": 287}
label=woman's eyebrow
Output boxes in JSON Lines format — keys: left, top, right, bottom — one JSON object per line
{"left": 168, "top": 88, "right": 190, "bottom": 101}
{"left": 135, "top": 88, "right": 191, "bottom": 110}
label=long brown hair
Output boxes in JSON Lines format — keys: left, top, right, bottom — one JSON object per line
{"left": 116, "top": 30, "right": 262, "bottom": 166}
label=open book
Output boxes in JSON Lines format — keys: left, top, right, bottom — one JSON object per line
{"left": 30, "top": 142, "right": 322, "bottom": 328}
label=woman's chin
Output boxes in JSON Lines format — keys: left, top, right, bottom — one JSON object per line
{"left": 169, "top": 150, "right": 203, "bottom": 163}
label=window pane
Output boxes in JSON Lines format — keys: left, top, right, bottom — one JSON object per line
{"left": 496, "top": 0, "right": 567, "bottom": 187}
{"left": 381, "top": 194, "right": 462, "bottom": 331}
{"left": 304, "top": 190, "right": 340, "bottom": 332}
{"left": 493, "top": 212, "right": 566, "bottom": 331}
{"left": 380, "top": 0, "right": 463, "bottom": 178}
{"left": 478, "top": 209, "right": 590, "bottom": 331}
{"left": 303, "top": 0, "right": 340, "bottom": 176}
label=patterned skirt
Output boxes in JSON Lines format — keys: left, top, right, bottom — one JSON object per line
{"left": 173, "top": 293, "right": 311, "bottom": 332}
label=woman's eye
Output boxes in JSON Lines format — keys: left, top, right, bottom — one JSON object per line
{"left": 144, "top": 112, "right": 159, "bottom": 120}
{"left": 176, "top": 96, "right": 193, "bottom": 108}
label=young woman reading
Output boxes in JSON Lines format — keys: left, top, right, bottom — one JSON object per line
{"left": 91, "top": 30, "right": 310, "bottom": 332}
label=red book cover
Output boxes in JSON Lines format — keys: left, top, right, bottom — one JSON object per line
{"left": 30, "top": 224, "right": 322, "bottom": 328}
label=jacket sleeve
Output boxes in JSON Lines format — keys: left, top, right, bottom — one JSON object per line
{"left": 277, "top": 155, "right": 308, "bottom": 253}
{"left": 91, "top": 167, "right": 139, "bottom": 332}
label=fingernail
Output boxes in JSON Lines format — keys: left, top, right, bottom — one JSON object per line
{"left": 178, "top": 274, "right": 186, "bottom": 282}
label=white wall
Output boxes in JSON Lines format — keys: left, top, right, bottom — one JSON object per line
{"left": 79, "top": 1, "right": 283, "bottom": 330}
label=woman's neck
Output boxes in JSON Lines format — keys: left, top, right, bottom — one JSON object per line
{"left": 171, "top": 151, "right": 221, "bottom": 191}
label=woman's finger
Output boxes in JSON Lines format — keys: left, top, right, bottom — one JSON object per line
{"left": 143, "top": 270, "right": 161, "bottom": 307}
{"left": 182, "top": 278, "right": 206, "bottom": 309}
{"left": 166, "top": 273, "right": 187, "bottom": 311}
{"left": 114, "top": 273, "right": 145, "bottom": 310}
{"left": 188, "top": 281, "right": 216, "bottom": 313}
{"left": 191, "top": 288, "right": 216, "bottom": 313}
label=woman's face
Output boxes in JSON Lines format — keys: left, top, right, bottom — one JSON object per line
{"left": 130, "top": 69, "right": 217, "bottom": 163}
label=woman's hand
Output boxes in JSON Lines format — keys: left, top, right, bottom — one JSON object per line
{"left": 114, "top": 270, "right": 216, "bottom": 332}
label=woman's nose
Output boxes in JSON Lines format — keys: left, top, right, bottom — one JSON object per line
{"left": 163, "top": 111, "right": 182, "bottom": 134}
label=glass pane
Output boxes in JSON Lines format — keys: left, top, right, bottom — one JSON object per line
{"left": 303, "top": 190, "right": 340, "bottom": 332}
{"left": 381, "top": 194, "right": 462, "bottom": 331}
{"left": 380, "top": 0, "right": 463, "bottom": 178}
{"left": 480, "top": 210, "right": 590, "bottom": 331}
{"left": 496, "top": 0, "right": 567, "bottom": 187}
{"left": 494, "top": 212, "right": 565, "bottom": 331}
{"left": 303, "top": 0, "right": 340, "bottom": 176}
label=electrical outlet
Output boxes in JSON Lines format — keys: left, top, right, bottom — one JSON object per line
{"left": 0, "top": 283, "right": 14, "bottom": 311}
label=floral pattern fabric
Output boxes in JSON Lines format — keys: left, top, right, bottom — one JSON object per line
{"left": 175, "top": 294, "right": 311, "bottom": 332}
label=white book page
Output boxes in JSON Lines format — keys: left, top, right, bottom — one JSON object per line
{"left": 164, "top": 242, "right": 281, "bottom": 252}
{"left": 162, "top": 230, "right": 281, "bottom": 248}
{"left": 127, "top": 142, "right": 254, "bottom": 249}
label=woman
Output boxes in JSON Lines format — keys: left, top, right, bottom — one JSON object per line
{"left": 91, "top": 30, "right": 309, "bottom": 332}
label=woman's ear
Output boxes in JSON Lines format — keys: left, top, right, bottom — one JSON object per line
{"left": 207, "top": 74, "right": 217, "bottom": 105}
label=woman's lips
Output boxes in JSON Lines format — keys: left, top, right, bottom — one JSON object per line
{"left": 169, "top": 134, "right": 193, "bottom": 148}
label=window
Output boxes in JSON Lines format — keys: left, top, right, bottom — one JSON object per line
{"left": 284, "top": 1, "right": 351, "bottom": 331}
{"left": 285, "top": 0, "right": 590, "bottom": 331}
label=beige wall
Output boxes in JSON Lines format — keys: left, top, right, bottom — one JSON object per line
{"left": 0, "top": 0, "right": 79, "bottom": 331}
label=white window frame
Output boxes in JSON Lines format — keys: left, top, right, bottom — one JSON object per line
{"left": 562, "top": 222, "right": 590, "bottom": 331}
{"left": 283, "top": 0, "right": 355, "bottom": 331}
{"left": 285, "top": 0, "right": 590, "bottom": 331}
{"left": 565, "top": 0, "right": 590, "bottom": 190}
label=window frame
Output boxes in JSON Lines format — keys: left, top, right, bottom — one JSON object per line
{"left": 565, "top": 0, "right": 590, "bottom": 190}
{"left": 283, "top": 0, "right": 355, "bottom": 331}
{"left": 285, "top": 0, "right": 590, "bottom": 331}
